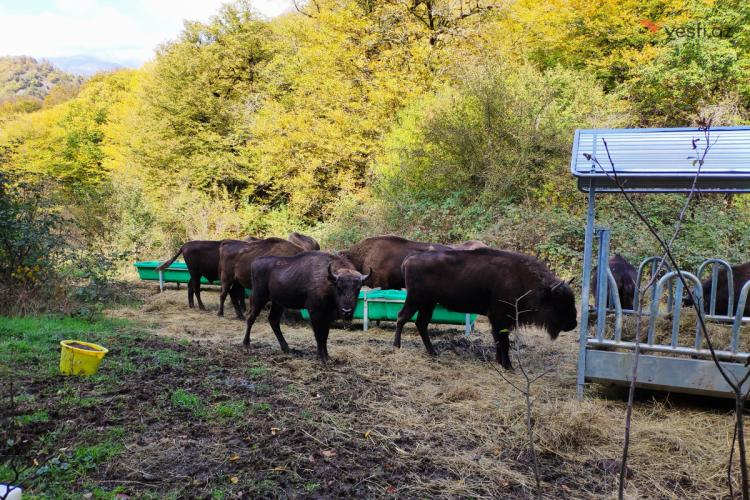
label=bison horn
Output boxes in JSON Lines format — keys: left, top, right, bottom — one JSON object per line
{"left": 327, "top": 263, "right": 338, "bottom": 283}
{"left": 550, "top": 280, "right": 564, "bottom": 292}
{"left": 360, "top": 267, "right": 372, "bottom": 283}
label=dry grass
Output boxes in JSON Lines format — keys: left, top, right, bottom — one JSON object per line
{"left": 108, "top": 285, "right": 747, "bottom": 498}
{"left": 595, "top": 306, "right": 750, "bottom": 353}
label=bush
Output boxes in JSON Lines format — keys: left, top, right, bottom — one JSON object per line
{"left": 0, "top": 173, "right": 67, "bottom": 314}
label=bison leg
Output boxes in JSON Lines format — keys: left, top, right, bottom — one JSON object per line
{"left": 415, "top": 305, "right": 437, "bottom": 356}
{"left": 229, "top": 283, "right": 245, "bottom": 320}
{"left": 489, "top": 320, "right": 513, "bottom": 370}
{"left": 309, "top": 311, "right": 331, "bottom": 363}
{"left": 187, "top": 279, "right": 195, "bottom": 308}
{"left": 268, "top": 303, "right": 290, "bottom": 353}
{"left": 217, "top": 281, "right": 231, "bottom": 317}
{"left": 393, "top": 300, "right": 419, "bottom": 348}
{"left": 190, "top": 272, "right": 207, "bottom": 311}
{"left": 243, "top": 291, "right": 268, "bottom": 348}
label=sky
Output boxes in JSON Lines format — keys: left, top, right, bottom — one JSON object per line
{"left": 0, "top": 0, "right": 295, "bottom": 66}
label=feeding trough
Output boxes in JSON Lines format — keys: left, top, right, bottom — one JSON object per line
{"left": 573, "top": 126, "right": 750, "bottom": 399}
{"left": 301, "top": 289, "right": 477, "bottom": 334}
{"left": 135, "top": 260, "right": 218, "bottom": 292}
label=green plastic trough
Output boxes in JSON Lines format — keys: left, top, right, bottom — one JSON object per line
{"left": 300, "top": 289, "right": 477, "bottom": 329}
{"left": 135, "top": 261, "right": 476, "bottom": 333}
{"left": 135, "top": 260, "right": 217, "bottom": 285}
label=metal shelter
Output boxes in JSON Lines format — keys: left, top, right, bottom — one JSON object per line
{"left": 573, "top": 127, "right": 750, "bottom": 399}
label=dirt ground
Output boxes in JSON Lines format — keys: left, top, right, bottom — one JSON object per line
{"left": 100, "top": 283, "right": 745, "bottom": 498}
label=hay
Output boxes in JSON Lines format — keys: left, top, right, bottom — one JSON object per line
{"left": 594, "top": 307, "right": 750, "bottom": 353}
{"left": 109, "top": 286, "right": 749, "bottom": 498}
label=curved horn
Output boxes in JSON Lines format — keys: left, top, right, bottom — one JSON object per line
{"left": 327, "top": 263, "right": 338, "bottom": 283}
{"left": 360, "top": 267, "right": 372, "bottom": 283}
{"left": 550, "top": 280, "right": 564, "bottom": 292}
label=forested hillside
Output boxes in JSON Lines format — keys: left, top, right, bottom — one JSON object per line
{"left": 0, "top": 56, "right": 81, "bottom": 102}
{"left": 2, "top": 0, "right": 750, "bottom": 309}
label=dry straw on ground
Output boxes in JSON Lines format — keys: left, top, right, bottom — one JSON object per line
{"left": 110, "top": 285, "right": 745, "bottom": 498}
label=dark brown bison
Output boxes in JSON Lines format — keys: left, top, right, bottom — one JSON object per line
{"left": 394, "top": 248, "right": 577, "bottom": 369}
{"left": 218, "top": 238, "right": 305, "bottom": 318}
{"left": 288, "top": 232, "right": 320, "bottom": 251}
{"left": 157, "top": 240, "right": 244, "bottom": 311}
{"left": 592, "top": 255, "right": 637, "bottom": 310}
{"left": 684, "top": 262, "right": 750, "bottom": 316}
{"left": 340, "top": 235, "right": 456, "bottom": 290}
{"left": 243, "top": 252, "right": 370, "bottom": 361}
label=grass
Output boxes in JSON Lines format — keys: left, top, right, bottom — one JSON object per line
{"left": 212, "top": 401, "right": 247, "bottom": 420}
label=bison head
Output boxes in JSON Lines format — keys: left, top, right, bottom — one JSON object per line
{"left": 327, "top": 264, "right": 371, "bottom": 320}
{"left": 536, "top": 280, "right": 578, "bottom": 339}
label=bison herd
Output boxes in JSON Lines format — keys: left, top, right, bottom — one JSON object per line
{"left": 157, "top": 232, "right": 750, "bottom": 369}
{"left": 158, "top": 234, "right": 579, "bottom": 369}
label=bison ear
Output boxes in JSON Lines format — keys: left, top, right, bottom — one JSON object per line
{"left": 327, "top": 263, "right": 338, "bottom": 284}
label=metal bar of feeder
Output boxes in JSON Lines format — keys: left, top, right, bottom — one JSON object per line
{"left": 595, "top": 229, "right": 610, "bottom": 342}
{"left": 731, "top": 281, "right": 750, "bottom": 353}
{"left": 576, "top": 184, "right": 596, "bottom": 400}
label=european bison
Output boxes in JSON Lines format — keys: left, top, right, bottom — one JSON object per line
{"left": 218, "top": 238, "right": 305, "bottom": 318}
{"left": 592, "top": 255, "right": 637, "bottom": 310}
{"left": 157, "top": 240, "right": 244, "bottom": 311}
{"left": 341, "top": 235, "right": 466, "bottom": 290}
{"left": 243, "top": 252, "right": 370, "bottom": 361}
{"left": 685, "top": 262, "right": 750, "bottom": 316}
{"left": 394, "top": 248, "right": 577, "bottom": 369}
{"left": 288, "top": 232, "right": 320, "bottom": 251}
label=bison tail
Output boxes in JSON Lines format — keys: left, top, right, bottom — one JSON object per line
{"left": 156, "top": 246, "right": 184, "bottom": 271}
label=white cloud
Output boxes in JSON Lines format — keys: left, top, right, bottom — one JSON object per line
{"left": 0, "top": 0, "right": 295, "bottom": 65}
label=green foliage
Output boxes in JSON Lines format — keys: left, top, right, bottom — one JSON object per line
{"left": 0, "top": 173, "right": 66, "bottom": 314}
{"left": 376, "top": 64, "right": 627, "bottom": 209}
{"left": 2, "top": 0, "right": 750, "bottom": 293}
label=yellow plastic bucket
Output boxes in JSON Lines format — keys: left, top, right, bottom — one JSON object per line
{"left": 59, "top": 340, "right": 109, "bottom": 376}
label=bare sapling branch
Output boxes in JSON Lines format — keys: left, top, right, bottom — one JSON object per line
{"left": 486, "top": 291, "right": 550, "bottom": 499}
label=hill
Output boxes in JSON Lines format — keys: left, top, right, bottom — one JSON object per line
{"left": 0, "top": 56, "right": 82, "bottom": 101}
{"left": 48, "top": 55, "right": 136, "bottom": 77}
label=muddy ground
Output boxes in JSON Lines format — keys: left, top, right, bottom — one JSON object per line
{"left": 4, "top": 282, "right": 745, "bottom": 498}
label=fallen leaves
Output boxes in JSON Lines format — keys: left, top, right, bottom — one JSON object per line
{"left": 321, "top": 449, "right": 337, "bottom": 458}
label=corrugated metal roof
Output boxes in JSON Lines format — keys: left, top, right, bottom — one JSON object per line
{"left": 571, "top": 127, "right": 750, "bottom": 193}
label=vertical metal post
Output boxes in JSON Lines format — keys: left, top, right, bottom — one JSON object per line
{"left": 159, "top": 270, "right": 164, "bottom": 292}
{"left": 363, "top": 291, "right": 369, "bottom": 332}
{"left": 576, "top": 184, "right": 596, "bottom": 400}
{"left": 595, "top": 229, "right": 610, "bottom": 340}
{"left": 464, "top": 314, "right": 471, "bottom": 336}
{"left": 731, "top": 281, "right": 750, "bottom": 352}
